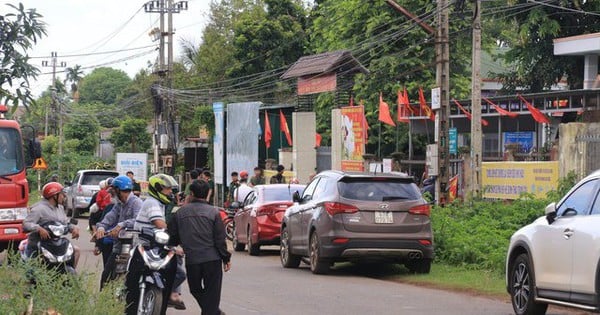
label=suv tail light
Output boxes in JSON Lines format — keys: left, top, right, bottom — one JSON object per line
{"left": 409, "top": 204, "right": 431, "bottom": 217}
{"left": 77, "top": 184, "right": 83, "bottom": 194}
{"left": 324, "top": 202, "right": 358, "bottom": 216}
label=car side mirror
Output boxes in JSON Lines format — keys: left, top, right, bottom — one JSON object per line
{"left": 545, "top": 202, "right": 557, "bottom": 224}
{"left": 292, "top": 191, "right": 301, "bottom": 203}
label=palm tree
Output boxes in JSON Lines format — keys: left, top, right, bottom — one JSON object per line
{"left": 64, "top": 65, "right": 83, "bottom": 101}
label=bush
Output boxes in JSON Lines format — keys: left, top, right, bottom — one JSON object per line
{"left": 0, "top": 252, "right": 124, "bottom": 314}
{"left": 432, "top": 173, "right": 577, "bottom": 274}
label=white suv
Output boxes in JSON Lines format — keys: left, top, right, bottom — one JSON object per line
{"left": 506, "top": 170, "right": 600, "bottom": 315}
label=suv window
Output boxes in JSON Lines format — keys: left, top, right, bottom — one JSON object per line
{"left": 301, "top": 178, "right": 320, "bottom": 203}
{"left": 338, "top": 178, "right": 421, "bottom": 201}
{"left": 81, "top": 172, "right": 119, "bottom": 186}
{"left": 557, "top": 179, "right": 598, "bottom": 216}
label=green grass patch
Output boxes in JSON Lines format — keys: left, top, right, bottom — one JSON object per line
{"left": 28, "top": 189, "right": 41, "bottom": 206}
{"left": 394, "top": 263, "right": 507, "bottom": 298}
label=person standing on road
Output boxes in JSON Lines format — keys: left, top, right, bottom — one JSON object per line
{"left": 126, "top": 171, "right": 142, "bottom": 197}
{"left": 23, "top": 182, "right": 81, "bottom": 267}
{"left": 203, "top": 170, "right": 215, "bottom": 205}
{"left": 249, "top": 167, "right": 265, "bottom": 187}
{"left": 227, "top": 171, "right": 240, "bottom": 204}
{"left": 94, "top": 175, "right": 142, "bottom": 289}
{"left": 128, "top": 174, "right": 183, "bottom": 313}
{"left": 270, "top": 165, "right": 286, "bottom": 184}
{"left": 235, "top": 174, "right": 252, "bottom": 204}
{"left": 168, "top": 180, "right": 231, "bottom": 315}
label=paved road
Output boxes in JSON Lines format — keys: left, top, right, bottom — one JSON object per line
{"left": 4, "top": 219, "right": 591, "bottom": 315}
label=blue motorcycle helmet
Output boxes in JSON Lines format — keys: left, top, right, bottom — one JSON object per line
{"left": 111, "top": 175, "right": 133, "bottom": 191}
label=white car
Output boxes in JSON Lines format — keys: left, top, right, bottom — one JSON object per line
{"left": 506, "top": 170, "right": 600, "bottom": 315}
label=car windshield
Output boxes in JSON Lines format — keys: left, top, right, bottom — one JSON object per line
{"left": 82, "top": 172, "right": 119, "bottom": 186}
{"left": 263, "top": 186, "right": 304, "bottom": 203}
{"left": 338, "top": 178, "right": 421, "bottom": 201}
{"left": 0, "top": 128, "right": 24, "bottom": 176}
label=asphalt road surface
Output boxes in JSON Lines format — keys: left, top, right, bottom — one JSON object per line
{"left": 4, "top": 219, "right": 592, "bottom": 315}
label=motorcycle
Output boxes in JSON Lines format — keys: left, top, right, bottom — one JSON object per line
{"left": 20, "top": 220, "right": 77, "bottom": 275}
{"left": 220, "top": 206, "right": 237, "bottom": 241}
{"left": 128, "top": 227, "right": 176, "bottom": 315}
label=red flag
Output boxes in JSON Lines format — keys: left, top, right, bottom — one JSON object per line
{"left": 279, "top": 109, "right": 293, "bottom": 146}
{"left": 483, "top": 97, "right": 518, "bottom": 118}
{"left": 264, "top": 111, "right": 272, "bottom": 149}
{"left": 315, "top": 133, "right": 322, "bottom": 147}
{"left": 418, "top": 87, "right": 435, "bottom": 121}
{"left": 452, "top": 99, "right": 489, "bottom": 126}
{"left": 518, "top": 94, "right": 550, "bottom": 124}
{"left": 396, "top": 89, "right": 409, "bottom": 123}
{"left": 378, "top": 92, "right": 396, "bottom": 127}
{"left": 359, "top": 101, "right": 369, "bottom": 142}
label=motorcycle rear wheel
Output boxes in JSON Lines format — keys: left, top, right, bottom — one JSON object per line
{"left": 140, "top": 285, "right": 163, "bottom": 315}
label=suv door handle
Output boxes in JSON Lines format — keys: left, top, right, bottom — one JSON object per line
{"left": 563, "top": 228, "right": 574, "bottom": 239}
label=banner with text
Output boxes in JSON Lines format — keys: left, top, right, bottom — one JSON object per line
{"left": 213, "top": 102, "right": 225, "bottom": 185}
{"left": 482, "top": 161, "right": 559, "bottom": 199}
{"left": 340, "top": 106, "right": 365, "bottom": 171}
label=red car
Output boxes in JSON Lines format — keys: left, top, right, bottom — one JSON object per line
{"left": 233, "top": 184, "right": 305, "bottom": 256}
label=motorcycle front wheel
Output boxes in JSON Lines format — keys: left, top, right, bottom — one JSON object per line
{"left": 140, "top": 285, "right": 163, "bottom": 315}
{"left": 225, "top": 220, "right": 234, "bottom": 241}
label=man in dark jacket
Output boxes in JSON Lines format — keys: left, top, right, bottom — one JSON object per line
{"left": 168, "top": 180, "right": 231, "bottom": 315}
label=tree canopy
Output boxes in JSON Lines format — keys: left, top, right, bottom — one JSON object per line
{"left": 78, "top": 67, "right": 132, "bottom": 105}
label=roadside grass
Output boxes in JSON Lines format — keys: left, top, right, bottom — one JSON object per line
{"left": 393, "top": 263, "right": 506, "bottom": 298}
{"left": 28, "top": 189, "right": 41, "bottom": 206}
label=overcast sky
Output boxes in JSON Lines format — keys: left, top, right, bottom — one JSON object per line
{"left": 12, "top": 0, "right": 211, "bottom": 97}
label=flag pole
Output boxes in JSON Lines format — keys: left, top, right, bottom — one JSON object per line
{"left": 378, "top": 121, "right": 382, "bottom": 159}
{"left": 395, "top": 123, "right": 399, "bottom": 152}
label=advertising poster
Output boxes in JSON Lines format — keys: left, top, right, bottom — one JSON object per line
{"left": 340, "top": 106, "right": 365, "bottom": 171}
{"left": 116, "top": 153, "right": 148, "bottom": 181}
{"left": 213, "top": 102, "right": 224, "bottom": 185}
{"left": 503, "top": 132, "right": 535, "bottom": 153}
{"left": 226, "top": 102, "right": 260, "bottom": 182}
{"left": 482, "top": 161, "right": 559, "bottom": 199}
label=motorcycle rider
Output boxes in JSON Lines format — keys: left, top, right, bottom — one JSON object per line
{"left": 23, "top": 182, "right": 80, "bottom": 266}
{"left": 94, "top": 175, "right": 143, "bottom": 289}
{"left": 126, "top": 174, "right": 180, "bottom": 314}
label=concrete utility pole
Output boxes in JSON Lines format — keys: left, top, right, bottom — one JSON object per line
{"left": 435, "top": 0, "right": 451, "bottom": 205}
{"left": 470, "top": 0, "right": 483, "bottom": 196}
{"left": 145, "top": 0, "right": 187, "bottom": 175}
{"left": 41, "top": 52, "right": 66, "bottom": 137}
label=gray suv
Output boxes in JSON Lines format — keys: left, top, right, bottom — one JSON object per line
{"left": 280, "top": 171, "right": 433, "bottom": 274}
{"left": 64, "top": 169, "right": 119, "bottom": 217}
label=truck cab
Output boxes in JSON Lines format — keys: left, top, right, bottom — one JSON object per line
{"left": 0, "top": 105, "right": 40, "bottom": 252}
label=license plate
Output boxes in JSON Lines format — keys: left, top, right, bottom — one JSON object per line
{"left": 374, "top": 211, "right": 394, "bottom": 224}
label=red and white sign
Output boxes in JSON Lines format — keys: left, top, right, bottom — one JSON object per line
{"left": 297, "top": 73, "right": 337, "bottom": 95}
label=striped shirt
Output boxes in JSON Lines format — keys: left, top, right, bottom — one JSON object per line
{"left": 134, "top": 197, "right": 165, "bottom": 231}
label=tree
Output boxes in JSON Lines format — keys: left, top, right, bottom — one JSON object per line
{"left": 78, "top": 67, "right": 132, "bottom": 105}
{"left": 63, "top": 113, "right": 100, "bottom": 154}
{"left": 65, "top": 65, "right": 84, "bottom": 100}
{"left": 0, "top": 3, "right": 46, "bottom": 108}
{"left": 110, "top": 118, "right": 152, "bottom": 153}
{"left": 495, "top": 0, "right": 600, "bottom": 92}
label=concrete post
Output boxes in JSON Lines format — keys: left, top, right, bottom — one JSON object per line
{"left": 584, "top": 55, "right": 599, "bottom": 90}
{"left": 293, "top": 112, "right": 317, "bottom": 183}
{"left": 331, "top": 109, "right": 342, "bottom": 171}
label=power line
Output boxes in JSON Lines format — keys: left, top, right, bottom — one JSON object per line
{"left": 28, "top": 44, "right": 158, "bottom": 59}
{"left": 527, "top": 0, "right": 600, "bottom": 17}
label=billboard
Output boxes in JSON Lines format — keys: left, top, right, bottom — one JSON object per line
{"left": 116, "top": 153, "right": 148, "bottom": 181}
{"left": 213, "top": 102, "right": 225, "bottom": 185}
{"left": 482, "top": 161, "right": 559, "bottom": 199}
{"left": 226, "top": 102, "right": 260, "bottom": 182}
{"left": 340, "top": 106, "right": 365, "bottom": 171}
{"left": 503, "top": 132, "right": 535, "bottom": 153}
{"left": 297, "top": 73, "right": 337, "bottom": 95}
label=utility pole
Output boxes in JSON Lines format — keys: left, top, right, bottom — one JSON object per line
{"left": 41, "top": 52, "right": 66, "bottom": 137}
{"left": 470, "top": 0, "right": 483, "bottom": 197}
{"left": 435, "top": 0, "right": 451, "bottom": 205}
{"left": 145, "top": 0, "right": 187, "bottom": 175}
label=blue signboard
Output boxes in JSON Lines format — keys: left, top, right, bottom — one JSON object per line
{"left": 449, "top": 128, "right": 457, "bottom": 155}
{"left": 503, "top": 132, "right": 535, "bottom": 153}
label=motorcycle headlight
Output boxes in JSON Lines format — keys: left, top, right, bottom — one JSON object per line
{"left": 48, "top": 225, "right": 65, "bottom": 238}
{"left": 154, "top": 230, "right": 170, "bottom": 245}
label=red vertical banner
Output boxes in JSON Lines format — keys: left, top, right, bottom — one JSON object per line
{"left": 264, "top": 111, "right": 272, "bottom": 149}
{"left": 341, "top": 105, "right": 366, "bottom": 171}
{"left": 279, "top": 109, "right": 293, "bottom": 146}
